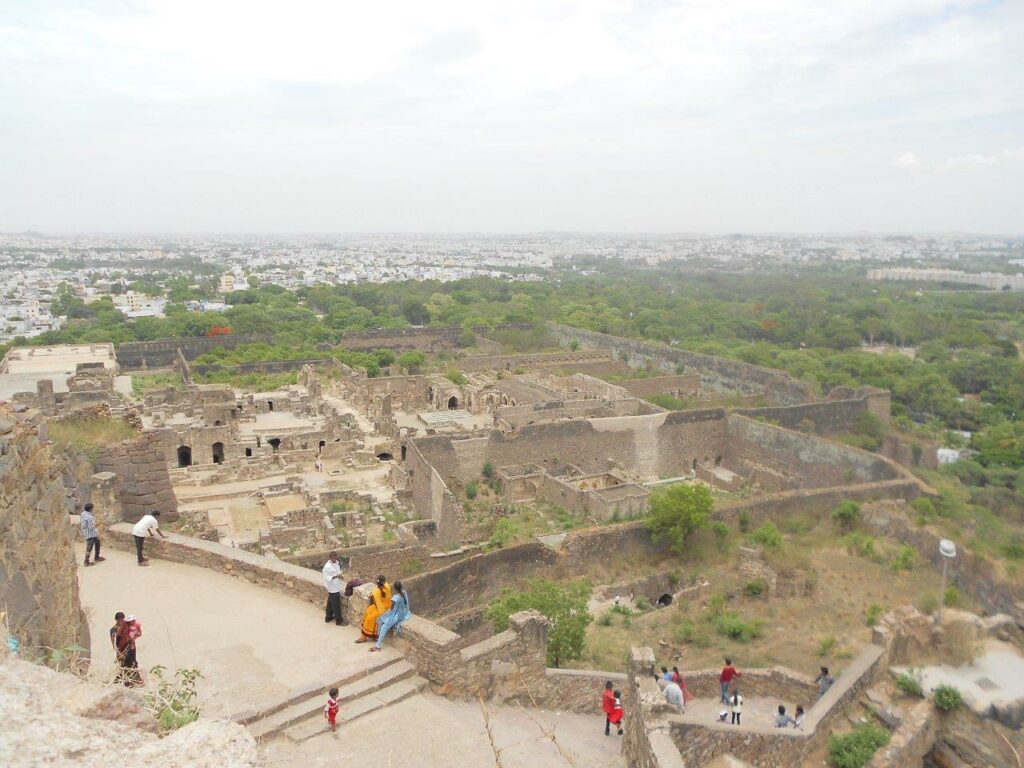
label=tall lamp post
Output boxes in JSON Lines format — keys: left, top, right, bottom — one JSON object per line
{"left": 937, "top": 539, "right": 957, "bottom": 625}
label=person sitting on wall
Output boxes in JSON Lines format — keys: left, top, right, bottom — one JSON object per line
{"left": 355, "top": 575, "right": 392, "bottom": 644}
{"left": 370, "top": 581, "right": 410, "bottom": 652}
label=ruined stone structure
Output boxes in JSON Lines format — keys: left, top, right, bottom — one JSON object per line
{"left": 94, "top": 431, "right": 179, "bottom": 523}
{"left": 0, "top": 406, "right": 90, "bottom": 660}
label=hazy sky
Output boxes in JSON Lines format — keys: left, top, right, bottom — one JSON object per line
{"left": 1, "top": 0, "right": 1022, "bottom": 234}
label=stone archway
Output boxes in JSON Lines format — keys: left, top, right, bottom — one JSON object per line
{"left": 268, "top": 438, "right": 281, "bottom": 453}
{"left": 447, "top": 396, "right": 459, "bottom": 410}
{"left": 211, "top": 442, "right": 225, "bottom": 464}
{"left": 177, "top": 445, "right": 192, "bottom": 468}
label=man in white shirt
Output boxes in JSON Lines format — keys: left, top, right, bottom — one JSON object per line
{"left": 132, "top": 511, "right": 166, "bottom": 566}
{"left": 322, "top": 551, "right": 346, "bottom": 626}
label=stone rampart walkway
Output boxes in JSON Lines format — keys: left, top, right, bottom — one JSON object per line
{"left": 78, "top": 548, "right": 399, "bottom": 718}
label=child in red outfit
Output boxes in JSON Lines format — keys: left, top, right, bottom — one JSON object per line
{"left": 602, "top": 681, "right": 615, "bottom": 736}
{"left": 324, "top": 687, "right": 339, "bottom": 732}
{"left": 608, "top": 690, "right": 625, "bottom": 735}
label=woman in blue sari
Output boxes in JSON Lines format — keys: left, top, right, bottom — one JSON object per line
{"left": 370, "top": 581, "right": 410, "bottom": 652}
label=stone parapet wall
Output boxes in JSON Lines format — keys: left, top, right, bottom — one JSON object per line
{"left": 104, "top": 523, "right": 324, "bottom": 606}
{"left": 94, "top": 431, "right": 178, "bottom": 522}
{"left": 675, "top": 665, "right": 818, "bottom": 708}
{"left": 532, "top": 668, "right": 628, "bottom": 714}
{"left": 0, "top": 407, "right": 90, "bottom": 660}
{"left": 551, "top": 324, "right": 812, "bottom": 405}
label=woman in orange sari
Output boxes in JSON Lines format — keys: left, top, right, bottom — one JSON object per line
{"left": 356, "top": 575, "right": 392, "bottom": 643}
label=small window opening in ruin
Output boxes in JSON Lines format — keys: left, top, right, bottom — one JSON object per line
{"left": 400, "top": 445, "right": 407, "bottom": 461}
{"left": 715, "top": 455, "right": 722, "bottom": 466}
{"left": 301, "top": 442, "right": 308, "bottom": 450}
{"left": 691, "top": 458, "right": 698, "bottom": 471}
{"left": 319, "top": 440, "right": 326, "bottom": 453}
{"left": 377, "top": 452, "right": 394, "bottom": 461}
{"left": 267, "top": 400, "right": 274, "bottom": 412}
{"left": 245, "top": 447, "right": 253, "bottom": 457}
{"left": 447, "top": 396, "right": 459, "bottom": 410}
{"left": 177, "top": 445, "right": 192, "bottom": 468}
{"left": 214, "top": 420, "right": 222, "bottom": 426}
{"left": 212, "top": 442, "right": 225, "bottom": 464}
{"left": 269, "top": 438, "right": 281, "bottom": 453}
{"left": 256, "top": 436, "right": 261, "bottom": 447}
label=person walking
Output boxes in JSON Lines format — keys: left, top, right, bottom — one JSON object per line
{"left": 602, "top": 681, "right": 615, "bottom": 736}
{"left": 720, "top": 658, "right": 741, "bottom": 704}
{"left": 815, "top": 666, "right": 835, "bottom": 698}
{"left": 109, "top": 611, "right": 141, "bottom": 687}
{"left": 132, "top": 511, "right": 166, "bottom": 566}
{"left": 370, "top": 581, "right": 410, "bottom": 652}
{"left": 80, "top": 502, "right": 105, "bottom": 566}
{"left": 324, "top": 687, "right": 340, "bottom": 733}
{"left": 608, "top": 690, "right": 624, "bottom": 736}
{"left": 322, "top": 552, "right": 346, "bottom": 626}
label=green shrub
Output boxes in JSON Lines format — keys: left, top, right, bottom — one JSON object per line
{"left": 865, "top": 603, "right": 883, "bottom": 627}
{"left": 712, "top": 611, "right": 764, "bottom": 642}
{"left": 673, "top": 620, "right": 696, "bottom": 644}
{"left": 465, "top": 481, "right": 478, "bottom": 500}
{"left": 445, "top": 369, "right": 469, "bottom": 385}
{"left": 707, "top": 593, "right": 727, "bottom": 617}
{"left": 1002, "top": 541, "right": 1024, "bottom": 561}
{"left": 910, "top": 497, "right": 937, "bottom": 524}
{"left": 611, "top": 603, "right": 633, "bottom": 616}
{"left": 738, "top": 511, "right": 752, "bottom": 533}
{"left": 817, "top": 636, "right": 837, "bottom": 657}
{"left": 943, "top": 585, "right": 961, "bottom": 607}
{"left": 749, "top": 522, "right": 783, "bottom": 551}
{"left": 646, "top": 484, "right": 714, "bottom": 553}
{"left": 827, "top": 723, "right": 890, "bottom": 768}
{"left": 832, "top": 500, "right": 861, "bottom": 529}
{"left": 934, "top": 685, "right": 962, "bottom": 712}
{"left": 597, "top": 612, "right": 613, "bottom": 627}
{"left": 710, "top": 520, "right": 730, "bottom": 550}
{"left": 895, "top": 669, "right": 924, "bottom": 697}
{"left": 890, "top": 545, "right": 916, "bottom": 572}
{"left": 744, "top": 579, "right": 767, "bottom": 598}
{"left": 482, "top": 462, "right": 494, "bottom": 479}
{"left": 145, "top": 666, "right": 203, "bottom": 732}
{"left": 916, "top": 592, "right": 939, "bottom": 615}
{"left": 844, "top": 532, "right": 879, "bottom": 560}
{"left": 634, "top": 596, "right": 652, "bottom": 611}
{"left": 486, "top": 578, "right": 592, "bottom": 667}
{"left": 483, "top": 518, "right": 519, "bottom": 551}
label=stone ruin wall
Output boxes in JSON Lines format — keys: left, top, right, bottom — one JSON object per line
{"left": 551, "top": 323, "right": 813, "bottom": 405}
{"left": 619, "top": 374, "right": 701, "bottom": 400}
{"left": 94, "top": 431, "right": 178, "bottom": 523}
{"left": 0, "top": 407, "right": 90, "bottom": 660}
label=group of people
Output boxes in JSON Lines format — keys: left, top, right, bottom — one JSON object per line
{"left": 80, "top": 502, "right": 167, "bottom": 568}
{"left": 321, "top": 552, "right": 412, "bottom": 652}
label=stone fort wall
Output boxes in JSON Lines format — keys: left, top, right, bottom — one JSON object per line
{"left": 550, "top": 323, "right": 812, "bottom": 405}
{"left": 94, "top": 432, "right": 179, "bottom": 522}
{"left": 0, "top": 407, "right": 90, "bottom": 660}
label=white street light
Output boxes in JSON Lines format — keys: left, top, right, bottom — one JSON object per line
{"left": 937, "top": 538, "right": 957, "bottom": 624}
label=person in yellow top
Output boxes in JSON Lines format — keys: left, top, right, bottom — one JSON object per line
{"left": 355, "top": 575, "right": 392, "bottom": 643}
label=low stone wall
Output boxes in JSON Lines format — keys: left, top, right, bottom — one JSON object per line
{"left": 104, "top": 523, "right": 325, "bottom": 607}
{"left": 678, "top": 666, "right": 817, "bottom": 705}
{"left": 533, "top": 668, "right": 627, "bottom": 714}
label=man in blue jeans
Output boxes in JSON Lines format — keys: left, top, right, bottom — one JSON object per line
{"left": 132, "top": 511, "right": 166, "bottom": 566}
{"left": 720, "top": 658, "right": 741, "bottom": 704}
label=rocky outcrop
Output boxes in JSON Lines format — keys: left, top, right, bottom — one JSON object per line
{"left": 0, "top": 648, "right": 262, "bottom": 767}
{"left": 0, "top": 405, "right": 90, "bottom": 661}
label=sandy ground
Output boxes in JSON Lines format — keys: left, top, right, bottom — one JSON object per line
{"left": 77, "top": 548, "right": 397, "bottom": 717}
{"left": 262, "top": 692, "right": 625, "bottom": 768}
{"left": 898, "top": 639, "right": 1024, "bottom": 712}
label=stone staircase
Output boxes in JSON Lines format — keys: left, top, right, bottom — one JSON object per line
{"left": 239, "top": 656, "right": 426, "bottom": 743}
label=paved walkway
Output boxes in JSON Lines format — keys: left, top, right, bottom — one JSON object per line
{"left": 262, "top": 692, "right": 624, "bottom": 768}
{"left": 900, "top": 639, "right": 1024, "bottom": 713}
{"left": 677, "top": 696, "right": 797, "bottom": 729}
{"left": 77, "top": 548, "right": 398, "bottom": 718}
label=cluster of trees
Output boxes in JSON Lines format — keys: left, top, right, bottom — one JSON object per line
{"left": 8, "top": 269, "right": 1021, "bottom": 448}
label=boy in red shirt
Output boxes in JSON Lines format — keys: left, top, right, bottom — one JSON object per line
{"left": 609, "top": 690, "right": 624, "bottom": 736}
{"left": 602, "top": 680, "right": 615, "bottom": 736}
{"left": 720, "top": 657, "right": 741, "bottom": 704}
{"left": 324, "top": 687, "right": 339, "bottom": 733}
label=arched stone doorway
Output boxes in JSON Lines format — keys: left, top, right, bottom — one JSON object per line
{"left": 447, "top": 396, "right": 459, "bottom": 410}
{"left": 212, "top": 442, "right": 225, "bottom": 464}
{"left": 268, "top": 438, "right": 281, "bottom": 453}
{"left": 377, "top": 452, "right": 394, "bottom": 461}
{"left": 177, "top": 445, "right": 192, "bottom": 468}
{"left": 267, "top": 400, "right": 274, "bottom": 412}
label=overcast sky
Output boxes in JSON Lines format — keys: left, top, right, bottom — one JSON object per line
{"left": 1, "top": 0, "right": 1022, "bottom": 234}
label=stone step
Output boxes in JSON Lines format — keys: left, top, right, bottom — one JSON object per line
{"left": 283, "top": 676, "right": 428, "bottom": 743}
{"left": 235, "top": 654, "right": 402, "bottom": 725}
{"left": 246, "top": 659, "right": 417, "bottom": 742}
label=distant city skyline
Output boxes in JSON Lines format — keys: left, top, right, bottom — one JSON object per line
{"left": 2, "top": 1, "right": 1022, "bottom": 234}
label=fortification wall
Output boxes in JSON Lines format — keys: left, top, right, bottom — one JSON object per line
{"left": 406, "top": 441, "right": 464, "bottom": 548}
{"left": 191, "top": 357, "right": 329, "bottom": 376}
{"left": 95, "top": 431, "right": 178, "bottom": 522}
{"left": 116, "top": 334, "right": 272, "bottom": 370}
{"left": 0, "top": 407, "right": 90, "bottom": 659}
{"left": 724, "top": 414, "right": 902, "bottom": 489}
{"left": 620, "top": 374, "right": 701, "bottom": 400}
{"left": 415, "top": 409, "right": 730, "bottom": 488}
{"left": 458, "top": 349, "right": 612, "bottom": 373}
{"left": 551, "top": 324, "right": 812, "bottom": 405}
